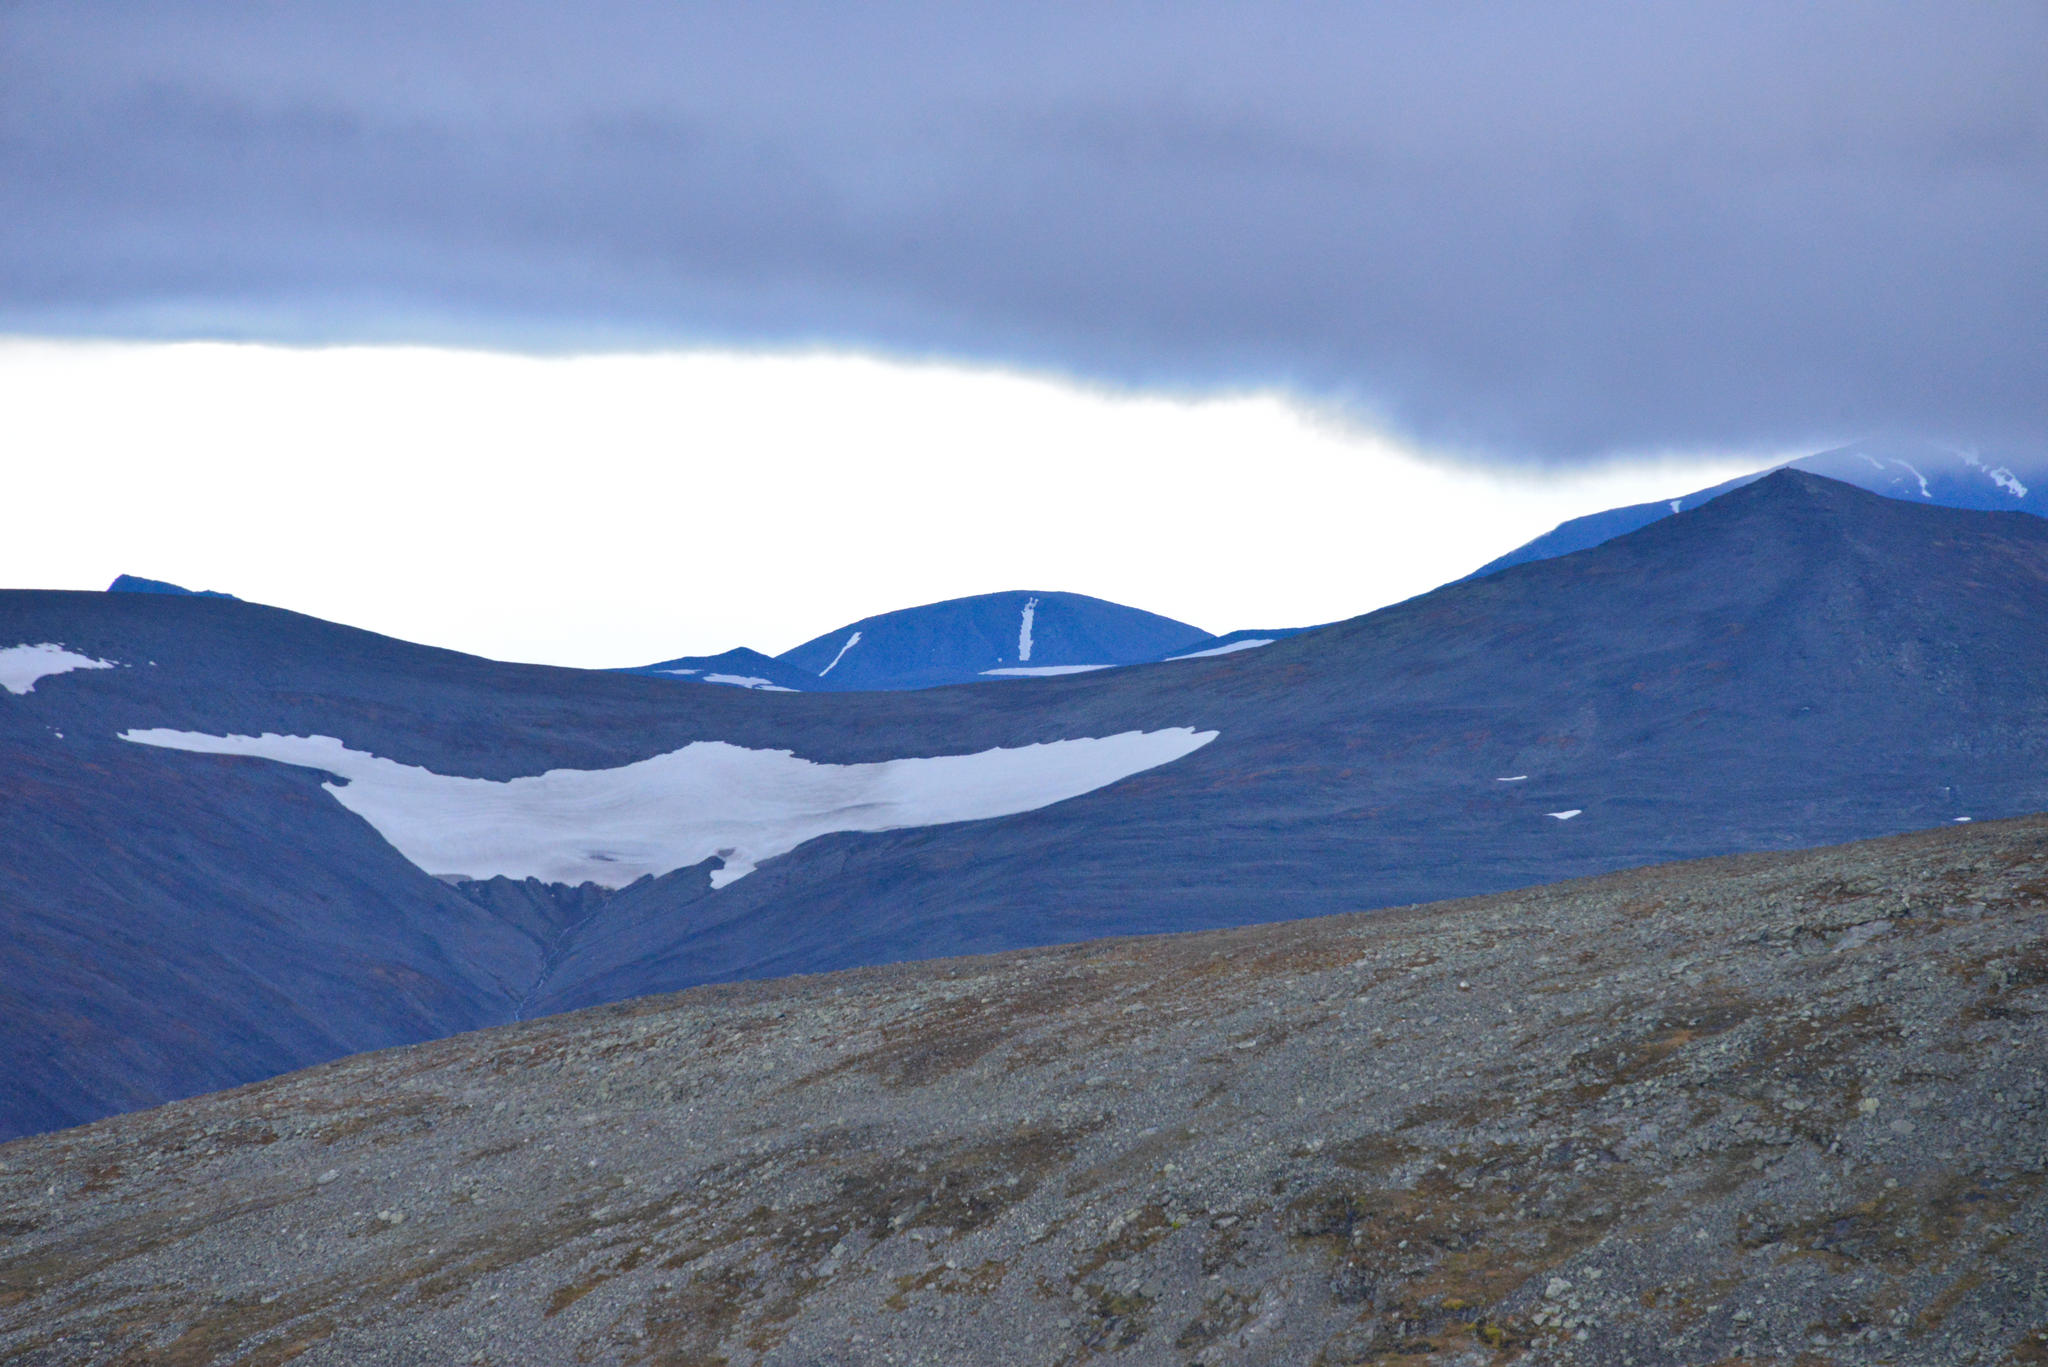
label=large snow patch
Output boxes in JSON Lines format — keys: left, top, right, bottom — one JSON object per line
{"left": 1, "top": 643, "right": 116, "bottom": 695}
{"left": 119, "top": 726, "right": 1218, "bottom": 888}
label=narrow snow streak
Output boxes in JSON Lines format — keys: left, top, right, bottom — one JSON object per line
{"left": 0, "top": 643, "right": 117, "bottom": 695}
{"left": 980, "top": 665, "right": 1111, "bottom": 677}
{"left": 1166, "top": 639, "right": 1274, "bottom": 661}
{"left": 119, "top": 726, "right": 1218, "bottom": 889}
{"left": 702, "top": 675, "right": 796, "bottom": 692}
{"left": 817, "top": 631, "right": 861, "bottom": 677}
{"left": 1548, "top": 809, "right": 1583, "bottom": 820}
{"left": 1496, "top": 775, "right": 1529, "bottom": 782}
{"left": 1018, "top": 597, "right": 1038, "bottom": 662}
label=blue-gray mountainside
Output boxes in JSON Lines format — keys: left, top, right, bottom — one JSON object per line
{"left": 2, "top": 471, "right": 2045, "bottom": 1141}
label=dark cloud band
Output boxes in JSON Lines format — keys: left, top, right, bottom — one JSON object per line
{"left": 3, "top": 1, "right": 2043, "bottom": 460}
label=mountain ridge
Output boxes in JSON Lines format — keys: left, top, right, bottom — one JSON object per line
{"left": 3, "top": 471, "right": 2046, "bottom": 1139}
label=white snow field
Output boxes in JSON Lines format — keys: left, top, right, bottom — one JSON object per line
{"left": 0, "top": 643, "right": 117, "bottom": 695}
{"left": 119, "top": 726, "right": 1218, "bottom": 888}
{"left": 1165, "top": 639, "right": 1274, "bottom": 661}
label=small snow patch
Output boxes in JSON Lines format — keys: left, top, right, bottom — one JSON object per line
{"left": 1166, "top": 639, "right": 1274, "bottom": 661}
{"left": 703, "top": 674, "right": 796, "bottom": 691}
{"left": 1496, "top": 775, "right": 1528, "bottom": 783}
{"left": 1954, "top": 816, "right": 1972, "bottom": 823}
{"left": 980, "top": 665, "right": 1112, "bottom": 677}
{"left": 1547, "top": 809, "right": 1583, "bottom": 821}
{"left": 1, "top": 644, "right": 117, "bottom": 695}
{"left": 658, "top": 668, "right": 700, "bottom": 676}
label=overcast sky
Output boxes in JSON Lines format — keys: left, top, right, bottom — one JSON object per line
{"left": 2, "top": 4, "right": 2041, "bottom": 662}
{"left": 6, "top": 1, "right": 2042, "bottom": 460}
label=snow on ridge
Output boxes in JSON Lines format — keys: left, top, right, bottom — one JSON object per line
{"left": 1, "top": 643, "right": 117, "bottom": 695}
{"left": 1166, "top": 639, "right": 1274, "bottom": 661}
{"left": 1018, "top": 597, "right": 1038, "bottom": 663}
{"left": 818, "top": 631, "right": 862, "bottom": 677}
{"left": 981, "top": 665, "right": 1111, "bottom": 677}
{"left": 1890, "top": 458, "right": 1932, "bottom": 498}
{"left": 118, "top": 726, "right": 1218, "bottom": 889}
{"left": 703, "top": 674, "right": 797, "bottom": 692}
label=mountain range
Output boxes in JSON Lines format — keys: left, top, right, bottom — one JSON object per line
{"left": 4, "top": 470, "right": 2046, "bottom": 1140}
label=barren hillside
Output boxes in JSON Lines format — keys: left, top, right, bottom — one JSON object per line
{"left": 3, "top": 817, "right": 2045, "bottom": 1366}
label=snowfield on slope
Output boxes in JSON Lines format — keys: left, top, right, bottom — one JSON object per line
{"left": 0, "top": 643, "right": 117, "bottom": 695}
{"left": 1165, "top": 639, "right": 1274, "bottom": 661}
{"left": 980, "top": 664, "right": 1111, "bottom": 677}
{"left": 119, "top": 727, "right": 1218, "bottom": 888}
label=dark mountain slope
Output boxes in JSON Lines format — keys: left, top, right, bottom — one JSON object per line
{"left": 3, "top": 472, "right": 2046, "bottom": 1139}
{"left": 537, "top": 472, "right": 2048, "bottom": 1009}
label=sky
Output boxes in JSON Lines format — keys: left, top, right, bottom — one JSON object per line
{"left": 3, "top": 3, "right": 2042, "bottom": 663}
{"left": 0, "top": 340, "right": 1763, "bottom": 665}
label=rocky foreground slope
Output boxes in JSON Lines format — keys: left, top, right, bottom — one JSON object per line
{"left": 3, "top": 818, "right": 2046, "bottom": 1366}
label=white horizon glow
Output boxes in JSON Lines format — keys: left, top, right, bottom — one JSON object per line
{"left": 0, "top": 339, "right": 1772, "bottom": 669}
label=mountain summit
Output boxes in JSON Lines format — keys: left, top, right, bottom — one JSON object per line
{"left": 774, "top": 589, "right": 1217, "bottom": 691}
{"left": 1467, "top": 438, "right": 2042, "bottom": 580}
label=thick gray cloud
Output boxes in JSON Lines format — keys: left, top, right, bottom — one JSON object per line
{"left": 3, "top": 1, "right": 2044, "bottom": 460}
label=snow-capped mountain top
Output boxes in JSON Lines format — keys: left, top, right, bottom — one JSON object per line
{"left": 1793, "top": 438, "right": 2036, "bottom": 512}
{"left": 1466, "top": 438, "right": 2043, "bottom": 580}
{"left": 774, "top": 589, "right": 1217, "bottom": 691}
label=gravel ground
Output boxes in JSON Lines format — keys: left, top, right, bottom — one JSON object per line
{"left": 2, "top": 816, "right": 2045, "bottom": 1366}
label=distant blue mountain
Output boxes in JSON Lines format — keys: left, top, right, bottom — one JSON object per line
{"left": 108, "top": 574, "right": 237, "bottom": 599}
{"left": 1467, "top": 438, "right": 2043, "bottom": 580}
{"left": 9, "top": 472, "right": 2048, "bottom": 1139}
{"left": 617, "top": 647, "right": 816, "bottom": 693}
{"left": 776, "top": 589, "right": 1218, "bottom": 691}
